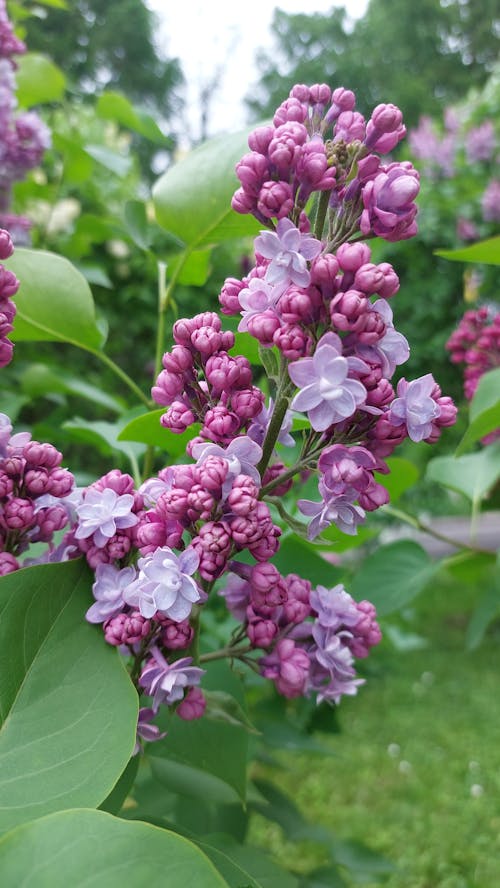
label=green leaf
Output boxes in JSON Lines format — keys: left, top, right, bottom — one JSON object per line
{"left": 0, "top": 809, "right": 229, "bottom": 887}
{"left": 15, "top": 53, "right": 66, "bottom": 105}
{"left": 153, "top": 130, "right": 260, "bottom": 248}
{"left": 351, "top": 541, "right": 438, "bottom": 616}
{"left": 456, "top": 368, "right": 500, "bottom": 455}
{"left": 124, "top": 200, "right": 156, "bottom": 251}
{"left": 118, "top": 410, "right": 199, "bottom": 454}
{"left": 426, "top": 443, "right": 500, "bottom": 504}
{"left": 5, "top": 249, "right": 102, "bottom": 349}
{"left": 97, "top": 91, "right": 168, "bottom": 145}
{"left": 204, "top": 690, "right": 259, "bottom": 734}
{"left": 197, "top": 839, "right": 263, "bottom": 888}
{"left": 63, "top": 418, "right": 145, "bottom": 463}
{"left": 84, "top": 144, "right": 133, "bottom": 178}
{"left": 0, "top": 560, "right": 138, "bottom": 834}
{"left": 258, "top": 344, "right": 280, "bottom": 378}
{"left": 272, "top": 536, "right": 343, "bottom": 587}
{"left": 375, "top": 457, "right": 419, "bottom": 503}
{"left": 435, "top": 236, "right": 500, "bottom": 265}
{"left": 169, "top": 249, "right": 212, "bottom": 286}
{"left": 204, "top": 836, "right": 299, "bottom": 888}
{"left": 466, "top": 553, "right": 500, "bottom": 651}
{"left": 21, "top": 363, "right": 125, "bottom": 413}
{"left": 99, "top": 756, "right": 139, "bottom": 815}
{"left": 232, "top": 332, "right": 261, "bottom": 365}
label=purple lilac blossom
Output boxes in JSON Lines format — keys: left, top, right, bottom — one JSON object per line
{"left": 191, "top": 436, "right": 263, "bottom": 496}
{"left": 355, "top": 299, "right": 409, "bottom": 378}
{"left": 237, "top": 277, "right": 284, "bottom": 332}
{"left": 247, "top": 398, "right": 295, "bottom": 448}
{"left": 123, "top": 545, "right": 202, "bottom": 621}
{"left": 133, "top": 707, "right": 167, "bottom": 754}
{"left": 254, "top": 218, "right": 322, "bottom": 287}
{"left": 86, "top": 563, "right": 137, "bottom": 624}
{"left": 75, "top": 487, "right": 138, "bottom": 547}
{"left": 139, "top": 647, "right": 205, "bottom": 711}
{"left": 389, "top": 374, "right": 441, "bottom": 442}
{"left": 310, "top": 583, "right": 363, "bottom": 629}
{"left": 288, "top": 332, "right": 368, "bottom": 431}
{"left": 298, "top": 492, "right": 365, "bottom": 539}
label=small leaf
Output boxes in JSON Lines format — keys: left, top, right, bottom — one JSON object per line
{"left": 456, "top": 368, "right": 500, "bottom": 455}
{"left": 204, "top": 690, "right": 259, "bottom": 734}
{"left": 5, "top": 249, "right": 102, "bottom": 349}
{"left": 426, "top": 444, "right": 500, "bottom": 504}
{"left": 15, "top": 53, "right": 66, "bottom": 105}
{"left": 84, "top": 144, "right": 133, "bottom": 178}
{"left": 435, "top": 236, "right": 500, "bottom": 265}
{"left": 124, "top": 200, "right": 157, "bottom": 251}
{"left": 169, "top": 249, "right": 212, "bottom": 286}
{"left": 21, "top": 363, "right": 125, "bottom": 413}
{"left": 258, "top": 344, "right": 280, "bottom": 379}
{"left": 351, "top": 540, "right": 438, "bottom": 615}
{"left": 63, "top": 418, "right": 145, "bottom": 462}
{"left": 118, "top": 410, "right": 199, "bottom": 454}
{"left": 97, "top": 91, "right": 169, "bottom": 145}
{"left": 0, "top": 809, "right": 229, "bottom": 886}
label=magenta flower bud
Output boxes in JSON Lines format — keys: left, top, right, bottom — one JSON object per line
{"left": 358, "top": 480, "right": 390, "bottom": 511}
{"left": 330, "top": 289, "right": 369, "bottom": 333}
{"left": 0, "top": 230, "right": 14, "bottom": 260}
{"left": 360, "top": 162, "right": 420, "bottom": 242}
{"left": 3, "top": 496, "right": 35, "bottom": 530}
{"left": 152, "top": 369, "right": 184, "bottom": 405}
{"left": 376, "top": 263, "right": 400, "bottom": 299}
{"left": 296, "top": 141, "right": 336, "bottom": 197}
{"left": 162, "top": 344, "right": 193, "bottom": 373}
{"left": 257, "top": 181, "right": 294, "bottom": 220}
{"left": 353, "top": 263, "right": 385, "bottom": 295}
{"left": 248, "top": 125, "right": 275, "bottom": 154}
{"left": 93, "top": 469, "right": 135, "bottom": 497}
{"left": 227, "top": 474, "right": 259, "bottom": 515}
{"left": 365, "top": 103, "right": 406, "bottom": 153}
{"left": 0, "top": 551, "right": 19, "bottom": 574}
{"left": 194, "top": 455, "right": 228, "bottom": 492}
{"left": 23, "top": 441, "right": 62, "bottom": 468}
{"left": 310, "top": 253, "right": 340, "bottom": 291}
{"left": 273, "top": 97, "right": 308, "bottom": 127}
{"left": 104, "top": 611, "right": 151, "bottom": 646}
{"left": 334, "top": 110, "right": 366, "bottom": 143}
{"left": 161, "top": 401, "right": 196, "bottom": 433}
{"left": 229, "top": 512, "right": 261, "bottom": 547}
{"left": 261, "top": 638, "right": 310, "bottom": 698}
{"left": 171, "top": 464, "right": 196, "bottom": 490}
{"left": 161, "top": 617, "right": 194, "bottom": 650}
{"left": 177, "top": 687, "right": 206, "bottom": 720}
{"left": 249, "top": 529, "right": 281, "bottom": 562}
{"left": 310, "top": 83, "right": 331, "bottom": 106}
{"left": 231, "top": 187, "right": 256, "bottom": 215}
{"left": 279, "top": 287, "right": 316, "bottom": 325}
{"left": 47, "top": 467, "right": 74, "bottom": 497}
{"left": 232, "top": 355, "right": 253, "bottom": 389}
{"left": 32, "top": 505, "right": 68, "bottom": 541}
{"left": 348, "top": 600, "right": 382, "bottom": 658}
{"left": 282, "top": 574, "right": 312, "bottom": 624}
{"left": 23, "top": 467, "right": 50, "bottom": 495}
{"left": 3, "top": 455, "right": 24, "bottom": 478}
{"left": 366, "top": 378, "right": 395, "bottom": 410}
{"left": 250, "top": 562, "right": 287, "bottom": 609}
{"left": 0, "top": 268, "right": 20, "bottom": 298}
{"left": 205, "top": 353, "right": 242, "bottom": 394}
{"left": 191, "top": 325, "right": 223, "bottom": 356}
{"left": 273, "top": 324, "right": 312, "bottom": 360}
{"left": 186, "top": 484, "right": 214, "bottom": 521}
{"left": 136, "top": 518, "right": 169, "bottom": 553}
{"left": 325, "top": 88, "right": 356, "bottom": 124}
{"left": 203, "top": 406, "right": 241, "bottom": 443}
{"left": 290, "top": 84, "right": 311, "bottom": 103}
{"left": 247, "top": 617, "right": 278, "bottom": 649}
{"left": 231, "top": 387, "right": 265, "bottom": 421}
{"left": 236, "top": 152, "right": 269, "bottom": 194}
{"left": 247, "top": 309, "right": 281, "bottom": 345}
{"left": 336, "top": 242, "right": 372, "bottom": 273}
{"left": 219, "top": 276, "right": 245, "bottom": 315}
{"left": 160, "top": 487, "right": 189, "bottom": 521}
{"left": 106, "top": 533, "right": 133, "bottom": 561}
{"left": 0, "top": 471, "right": 13, "bottom": 497}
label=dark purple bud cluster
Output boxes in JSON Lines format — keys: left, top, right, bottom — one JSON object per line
{"left": 0, "top": 228, "right": 18, "bottom": 367}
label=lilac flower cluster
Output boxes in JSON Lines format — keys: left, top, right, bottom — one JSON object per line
{"left": 446, "top": 307, "right": 500, "bottom": 444}
{"left": 0, "top": 227, "right": 18, "bottom": 367}
{"left": 0, "top": 414, "right": 75, "bottom": 573}
{"left": 0, "top": 1, "right": 51, "bottom": 240}
{"left": 27, "top": 81, "right": 456, "bottom": 753}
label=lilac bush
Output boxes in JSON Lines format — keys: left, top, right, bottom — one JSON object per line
{"left": 1, "top": 80, "right": 458, "bottom": 751}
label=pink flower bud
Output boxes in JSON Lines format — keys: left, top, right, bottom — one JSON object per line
{"left": 177, "top": 687, "right": 206, "bottom": 720}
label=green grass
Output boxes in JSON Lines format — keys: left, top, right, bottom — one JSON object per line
{"left": 249, "top": 583, "right": 500, "bottom": 887}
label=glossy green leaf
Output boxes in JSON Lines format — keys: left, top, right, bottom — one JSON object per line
{"left": 426, "top": 443, "right": 500, "bottom": 504}
{"left": 123, "top": 200, "right": 159, "bottom": 251}
{"left": 435, "top": 236, "right": 500, "bottom": 265}
{"left": 63, "top": 418, "right": 145, "bottom": 463}
{"left": 118, "top": 410, "right": 199, "bottom": 454}
{"left": 97, "top": 91, "right": 168, "bottom": 145}
{"left": 0, "top": 560, "right": 138, "bottom": 834}
{"left": 0, "top": 809, "right": 229, "bottom": 887}
{"left": 99, "top": 757, "right": 139, "bottom": 815}
{"left": 15, "top": 53, "right": 66, "bottom": 105}
{"left": 153, "top": 130, "right": 260, "bottom": 248}
{"left": 169, "top": 249, "right": 212, "bottom": 286}
{"left": 375, "top": 456, "right": 419, "bottom": 502}
{"left": 272, "top": 536, "right": 343, "bottom": 587}
{"left": 196, "top": 840, "right": 262, "bottom": 888}
{"left": 456, "top": 368, "right": 500, "bottom": 455}
{"left": 351, "top": 540, "right": 438, "bottom": 615}
{"left": 21, "top": 363, "right": 125, "bottom": 413}
{"left": 204, "top": 836, "right": 299, "bottom": 888}
{"left": 84, "top": 144, "right": 133, "bottom": 178}
{"left": 5, "top": 249, "right": 102, "bottom": 349}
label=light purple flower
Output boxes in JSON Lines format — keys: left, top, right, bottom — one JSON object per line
{"left": 75, "top": 487, "right": 138, "bottom": 547}
{"left": 254, "top": 218, "right": 322, "bottom": 287}
{"left": 191, "top": 436, "right": 263, "bottom": 495}
{"left": 237, "top": 277, "right": 284, "bottom": 332}
{"left": 310, "top": 583, "right": 361, "bottom": 631}
{"left": 389, "top": 373, "right": 441, "bottom": 442}
{"left": 312, "top": 623, "right": 356, "bottom": 678}
{"left": 139, "top": 647, "right": 205, "bottom": 711}
{"left": 289, "top": 332, "right": 368, "bottom": 431}
{"left": 0, "top": 412, "right": 30, "bottom": 457}
{"left": 124, "top": 545, "right": 201, "bottom": 621}
{"left": 86, "top": 563, "right": 137, "bottom": 624}
{"left": 247, "top": 398, "right": 295, "bottom": 448}
{"left": 133, "top": 707, "right": 167, "bottom": 754}
{"left": 299, "top": 493, "right": 365, "bottom": 539}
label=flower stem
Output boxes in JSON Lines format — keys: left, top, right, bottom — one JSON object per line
{"left": 257, "top": 358, "right": 294, "bottom": 478}
{"left": 313, "top": 189, "right": 331, "bottom": 241}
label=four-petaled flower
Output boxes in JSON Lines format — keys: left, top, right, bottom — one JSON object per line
{"left": 86, "top": 562, "right": 137, "bottom": 624}
{"left": 139, "top": 647, "right": 205, "bottom": 711}
{"left": 75, "top": 487, "right": 138, "bottom": 547}
{"left": 255, "top": 218, "right": 322, "bottom": 287}
{"left": 389, "top": 373, "right": 441, "bottom": 442}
